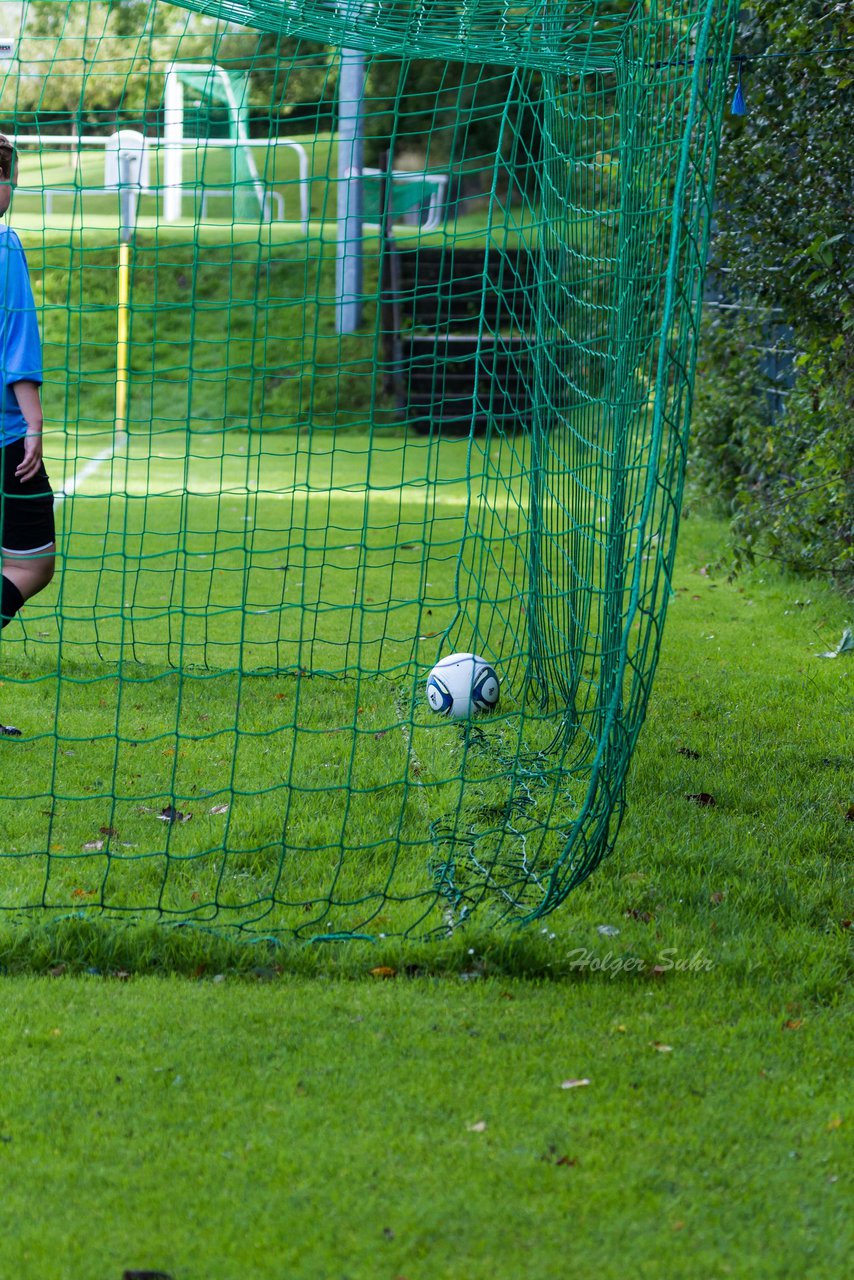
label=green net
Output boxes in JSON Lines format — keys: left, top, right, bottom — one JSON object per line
{"left": 0, "top": 0, "right": 739, "bottom": 942}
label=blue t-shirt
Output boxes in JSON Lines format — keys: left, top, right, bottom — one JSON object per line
{"left": 0, "top": 224, "right": 42, "bottom": 447}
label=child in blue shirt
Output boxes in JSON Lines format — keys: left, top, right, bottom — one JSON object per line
{"left": 0, "top": 134, "right": 56, "bottom": 735}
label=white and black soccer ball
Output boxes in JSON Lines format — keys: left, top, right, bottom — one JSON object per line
{"left": 426, "top": 652, "right": 500, "bottom": 720}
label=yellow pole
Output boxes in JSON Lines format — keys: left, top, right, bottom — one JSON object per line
{"left": 115, "top": 240, "right": 131, "bottom": 432}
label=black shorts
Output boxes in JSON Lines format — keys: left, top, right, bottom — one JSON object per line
{"left": 1, "top": 437, "right": 56, "bottom": 556}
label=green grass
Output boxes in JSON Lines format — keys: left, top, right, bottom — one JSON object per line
{"left": 14, "top": 133, "right": 339, "bottom": 223}
{"left": 0, "top": 342, "right": 847, "bottom": 1280}
{"left": 0, "top": 963, "right": 849, "bottom": 1279}
{"left": 1, "top": 378, "right": 850, "bottom": 944}
{"left": 0, "top": 219, "right": 846, "bottom": 954}
{"left": 32, "top": 238, "right": 385, "bottom": 431}
{"left": 1, "top": 114, "right": 849, "bottom": 1280}
{"left": 11, "top": 133, "right": 542, "bottom": 256}
{"left": 0, "top": 512, "right": 849, "bottom": 1278}
{"left": 4, "top": 496, "right": 851, "bottom": 963}
{"left": 15, "top": 412, "right": 851, "bottom": 947}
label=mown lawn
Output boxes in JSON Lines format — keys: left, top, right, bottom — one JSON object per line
{"left": 0, "top": 193, "right": 850, "bottom": 1280}
{"left": 0, "top": 508, "right": 851, "bottom": 1279}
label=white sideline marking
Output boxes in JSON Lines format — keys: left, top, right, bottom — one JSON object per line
{"left": 55, "top": 432, "right": 128, "bottom": 503}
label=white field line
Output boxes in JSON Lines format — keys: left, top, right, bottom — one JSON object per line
{"left": 55, "top": 431, "right": 128, "bottom": 504}
{"left": 57, "top": 478, "right": 527, "bottom": 511}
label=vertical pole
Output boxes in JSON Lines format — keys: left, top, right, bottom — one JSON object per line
{"left": 116, "top": 241, "right": 130, "bottom": 433}
{"left": 335, "top": 39, "right": 365, "bottom": 333}
{"left": 163, "top": 66, "right": 183, "bottom": 223}
{"left": 116, "top": 144, "right": 139, "bottom": 435}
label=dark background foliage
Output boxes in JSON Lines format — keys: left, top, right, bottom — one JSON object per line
{"left": 692, "top": 0, "right": 853, "bottom": 589}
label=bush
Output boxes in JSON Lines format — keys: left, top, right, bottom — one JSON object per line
{"left": 731, "top": 340, "right": 854, "bottom": 588}
{"left": 690, "top": 0, "right": 854, "bottom": 590}
{"left": 692, "top": 305, "right": 777, "bottom": 508}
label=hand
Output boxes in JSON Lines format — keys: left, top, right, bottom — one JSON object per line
{"left": 15, "top": 433, "right": 44, "bottom": 484}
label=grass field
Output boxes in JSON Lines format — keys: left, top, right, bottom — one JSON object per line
{"left": 6, "top": 422, "right": 547, "bottom": 939}
{"left": 11, "top": 410, "right": 849, "bottom": 946}
{"left": 0, "top": 212, "right": 849, "bottom": 951}
{"left": 0, "top": 196, "right": 850, "bottom": 1276}
{"left": 2, "top": 218, "right": 608, "bottom": 939}
{"left": 11, "top": 136, "right": 521, "bottom": 245}
{"left": 13, "top": 134, "right": 338, "bottom": 227}
{"left": 0, "top": 510, "right": 850, "bottom": 1278}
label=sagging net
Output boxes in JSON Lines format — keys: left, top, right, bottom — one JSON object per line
{"left": 0, "top": 0, "right": 738, "bottom": 940}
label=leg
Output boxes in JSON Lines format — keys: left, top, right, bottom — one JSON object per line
{"left": 2, "top": 544, "right": 56, "bottom": 603}
{"left": 0, "top": 436, "right": 56, "bottom": 622}
{"left": 0, "top": 439, "right": 57, "bottom": 734}
{"left": 0, "top": 546, "right": 55, "bottom": 736}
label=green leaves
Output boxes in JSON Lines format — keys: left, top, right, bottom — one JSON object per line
{"left": 691, "top": 1, "right": 854, "bottom": 590}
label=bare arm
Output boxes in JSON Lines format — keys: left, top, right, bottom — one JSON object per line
{"left": 11, "top": 380, "right": 44, "bottom": 482}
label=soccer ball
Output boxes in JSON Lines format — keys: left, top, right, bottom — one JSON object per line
{"left": 426, "top": 652, "right": 500, "bottom": 720}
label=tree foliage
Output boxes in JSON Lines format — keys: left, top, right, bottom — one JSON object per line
{"left": 5, "top": 2, "right": 538, "bottom": 183}
{"left": 692, "top": 0, "right": 854, "bottom": 589}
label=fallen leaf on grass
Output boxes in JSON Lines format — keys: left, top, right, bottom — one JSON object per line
{"left": 71, "top": 887, "right": 97, "bottom": 900}
{"left": 540, "top": 1145, "right": 577, "bottom": 1165}
{"left": 710, "top": 891, "right": 726, "bottom": 905}
{"left": 783, "top": 1019, "right": 804, "bottom": 1031}
{"left": 652, "top": 1042, "right": 673, "bottom": 1052}
{"left": 369, "top": 966, "right": 396, "bottom": 979}
{"left": 686, "top": 792, "right": 716, "bottom": 807}
{"left": 158, "top": 806, "right": 192, "bottom": 824}
{"left": 625, "top": 908, "right": 652, "bottom": 922}
{"left": 816, "top": 627, "right": 854, "bottom": 659}
{"left": 208, "top": 803, "right": 229, "bottom": 815}
{"left": 82, "top": 840, "right": 104, "bottom": 851}
{"left": 466, "top": 1120, "right": 487, "bottom": 1132}
{"left": 99, "top": 825, "right": 119, "bottom": 837}
{"left": 560, "top": 1078, "right": 591, "bottom": 1089}
{"left": 676, "top": 747, "right": 701, "bottom": 759}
